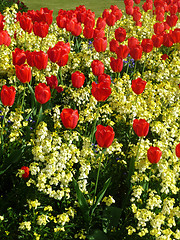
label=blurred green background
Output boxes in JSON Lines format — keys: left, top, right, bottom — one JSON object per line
{"left": 22, "top": 0, "right": 126, "bottom": 18}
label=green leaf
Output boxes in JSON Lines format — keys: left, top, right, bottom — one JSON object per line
{"left": 102, "top": 207, "right": 122, "bottom": 233}
{"left": 0, "top": 149, "right": 23, "bottom": 175}
{"left": 73, "top": 180, "right": 90, "bottom": 223}
{"left": 91, "top": 178, "right": 111, "bottom": 216}
{"left": 87, "top": 229, "right": 108, "bottom": 240}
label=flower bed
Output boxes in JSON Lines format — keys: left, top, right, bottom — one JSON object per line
{"left": 0, "top": 1, "right": 180, "bottom": 239}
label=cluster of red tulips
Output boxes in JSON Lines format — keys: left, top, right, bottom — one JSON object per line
{"left": 0, "top": 0, "right": 180, "bottom": 179}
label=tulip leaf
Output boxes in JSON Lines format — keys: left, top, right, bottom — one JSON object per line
{"left": 87, "top": 229, "right": 108, "bottom": 240}
{"left": 102, "top": 207, "right": 122, "bottom": 233}
{"left": 91, "top": 177, "right": 111, "bottom": 216}
{"left": 73, "top": 179, "right": 90, "bottom": 223}
{"left": 0, "top": 149, "right": 23, "bottom": 175}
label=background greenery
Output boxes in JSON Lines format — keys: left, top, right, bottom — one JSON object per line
{"left": 22, "top": 0, "right": 126, "bottom": 17}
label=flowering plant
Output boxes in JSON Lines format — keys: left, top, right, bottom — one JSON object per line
{"left": 0, "top": 2, "right": 179, "bottom": 240}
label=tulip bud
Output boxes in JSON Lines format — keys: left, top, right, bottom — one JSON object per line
{"left": 147, "top": 146, "right": 162, "bottom": 164}
{"left": 35, "top": 83, "right": 51, "bottom": 104}
{"left": 133, "top": 119, "right": 149, "bottom": 137}
{"left": 91, "top": 82, "right": 111, "bottom": 101}
{"left": 60, "top": 108, "right": 79, "bottom": 129}
{"left": 95, "top": 125, "right": 115, "bottom": 148}
{"left": 1, "top": 85, "right": 16, "bottom": 106}
{"left": 71, "top": 71, "right": 85, "bottom": 88}
{"left": 15, "top": 64, "right": 32, "bottom": 84}
{"left": 131, "top": 78, "right": 147, "bottom": 95}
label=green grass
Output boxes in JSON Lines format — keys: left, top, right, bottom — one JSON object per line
{"left": 23, "top": 0, "right": 125, "bottom": 18}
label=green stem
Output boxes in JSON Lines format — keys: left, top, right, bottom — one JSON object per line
{"left": 90, "top": 102, "right": 100, "bottom": 142}
{"left": 21, "top": 86, "right": 26, "bottom": 111}
{"left": 40, "top": 38, "right": 43, "bottom": 51}
{"left": 35, "top": 104, "right": 42, "bottom": 128}
{"left": 127, "top": 137, "right": 142, "bottom": 188}
{"left": 142, "top": 54, "right": 147, "bottom": 74}
{"left": 93, "top": 149, "right": 105, "bottom": 205}
{"left": 58, "top": 67, "right": 63, "bottom": 85}
{"left": 126, "top": 58, "right": 130, "bottom": 74}
{"left": 1, "top": 107, "right": 8, "bottom": 154}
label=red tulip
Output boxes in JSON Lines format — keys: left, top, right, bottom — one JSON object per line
{"left": 71, "top": 22, "right": 82, "bottom": 36}
{"left": 126, "top": 6, "right": 134, "bottom": 15}
{"left": 21, "top": 166, "right": 30, "bottom": 179}
{"left": 34, "top": 51, "right": 48, "bottom": 70}
{"left": 95, "top": 125, "right": 115, "bottom": 148}
{"left": 134, "top": 0, "right": 141, "bottom": 4}
{"left": 116, "top": 45, "right": 130, "bottom": 59}
{"left": 153, "top": 22, "right": 164, "bottom": 35}
{"left": 115, "top": 27, "right": 126, "bottom": 43}
{"left": 84, "top": 15, "right": 95, "bottom": 28}
{"left": 0, "top": 30, "right": 11, "bottom": 46}
{"left": 0, "top": 13, "right": 5, "bottom": 30}
{"left": 93, "top": 28, "right": 105, "bottom": 39}
{"left": 161, "top": 54, "right": 169, "bottom": 60}
{"left": 131, "top": 78, "right": 147, "bottom": 95}
{"left": 15, "top": 64, "right": 31, "bottom": 84}
{"left": 141, "top": 38, "right": 153, "bottom": 53}
{"left": 151, "top": 34, "right": 163, "bottom": 48}
{"left": 37, "top": 7, "right": 53, "bottom": 25}
{"left": 93, "top": 37, "right": 107, "bottom": 52}
{"left": 33, "top": 21, "right": 49, "bottom": 38}
{"left": 171, "top": 28, "right": 180, "bottom": 43}
{"left": 147, "top": 146, "right": 162, "bottom": 164}
{"left": 56, "top": 15, "right": 67, "bottom": 28}
{"left": 129, "top": 45, "right": 143, "bottom": 60}
{"left": 71, "top": 71, "right": 85, "bottom": 88}
{"left": 128, "top": 37, "right": 140, "bottom": 49}
{"left": 106, "top": 13, "right": 116, "bottom": 26}
{"left": 83, "top": 26, "right": 94, "bottom": 39}
{"left": 109, "top": 39, "right": 119, "bottom": 53}
{"left": 133, "top": 119, "right": 149, "bottom": 137}
{"left": 142, "top": 1, "right": 153, "bottom": 11}
{"left": 98, "top": 74, "right": 111, "bottom": 86}
{"left": 163, "top": 33, "right": 174, "bottom": 47}
{"left": 12, "top": 48, "right": 26, "bottom": 66}
{"left": 166, "top": 14, "right": 178, "bottom": 28}
{"left": 1, "top": 85, "right": 16, "bottom": 106}
{"left": 19, "top": 14, "right": 33, "bottom": 33}
{"left": 35, "top": 83, "right": 51, "bottom": 104}
{"left": 102, "top": 9, "right": 110, "bottom": 19}
{"left": 91, "top": 82, "right": 111, "bottom": 101}
{"left": 60, "top": 108, "right": 79, "bottom": 129}
{"left": 46, "top": 75, "right": 58, "bottom": 89}
{"left": 110, "top": 57, "right": 123, "bottom": 72}
{"left": 57, "top": 50, "right": 68, "bottom": 67}
{"left": 175, "top": 143, "right": 180, "bottom": 158}
{"left": 91, "top": 60, "right": 104, "bottom": 76}
{"left": 132, "top": 8, "right": 142, "bottom": 22}
{"left": 66, "top": 18, "right": 76, "bottom": 32}
{"left": 96, "top": 17, "right": 106, "bottom": 30}
{"left": 47, "top": 46, "right": 61, "bottom": 63}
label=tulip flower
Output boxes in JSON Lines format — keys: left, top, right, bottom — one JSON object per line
{"left": 60, "top": 108, "right": 79, "bottom": 129}
{"left": 0, "top": 30, "right": 11, "bottom": 46}
{"left": 106, "top": 13, "right": 116, "bottom": 26}
{"left": 71, "top": 71, "right": 85, "bottom": 88}
{"left": 46, "top": 75, "right": 58, "bottom": 89}
{"left": 91, "top": 82, "right": 111, "bottom": 101}
{"left": 141, "top": 39, "right": 153, "bottom": 53}
{"left": 131, "top": 78, "right": 147, "bottom": 95}
{"left": 33, "top": 51, "right": 48, "bottom": 70}
{"left": 110, "top": 57, "right": 123, "bottom": 72}
{"left": 33, "top": 21, "right": 49, "bottom": 38}
{"left": 19, "top": 14, "right": 33, "bottom": 33}
{"left": 175, "top": 143, "right": 180, "bottom": 158}
{"left": 15, "top": 64, "right": 32, "bottom": 84}
{"left": 21, "top": 166, "right": 30, "bottom": 179}
{"left": 1, "top": 85, "right": 16, "bottom": 106}
{"left": 83, "top": 26, "right": 94, "bottom": 39}
{"left": 129, "top": 45, "right": 143, "bottom": 60}
{"left": 109, "top": 39, "right": 119, "bottom": 53}
{"left": 12, "top": 48, "right": 26, "bottom": 66}
{"left": 115, "top": 27, "right": 126, "bottom": 43}
{"left": 95, "top": 125, "right": 115, "bottom": 148}
{"left": 93, "top": 37, "right": 107, "bottom": 52}
{"left": 116, "top": 45, "right": 130, "bottom": 59}
{"left": 98, "top": 74, "right": 111, "bottom": 87}
{"left": 133, "top": 119, "right": 149, "bottom": 137}
{"left": 91, "top": 60, "right": 104, "bottom": 76}
{"left": 35, "top": 83, "right": 51, "bottom": 104}
{"left": 147, "top": 146, "right": 162, "bottom": 164}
